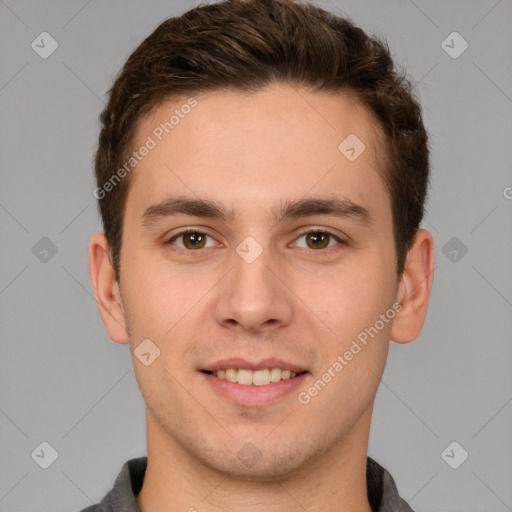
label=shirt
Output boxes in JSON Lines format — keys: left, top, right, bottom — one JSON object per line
{"left": 79, "top": 456, "right": 414, "bottom": 512}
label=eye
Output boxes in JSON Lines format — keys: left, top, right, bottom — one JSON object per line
{"left": 166, "top": 230, "right": 218, "bottom": 250}
{"left": 293, "top": 230, "right": 344, "bottom": 250}
{"left": 164, "top": 229, "right": 344, "bottom": 253}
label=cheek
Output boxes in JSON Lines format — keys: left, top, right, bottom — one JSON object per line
{"left": 320, "top": 266, "right": 395, "bottom": 400}
{"left": 314, "top": 261, "right": 395, "bottom": 340}
{"left": 120, "top": 245, "right": 208, "bottom": 338}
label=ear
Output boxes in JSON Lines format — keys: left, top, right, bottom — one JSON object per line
{"left": 390, "top": 229, "right": 435, "bottom": 344}
{"left": 88, "top": 232, "right": 129, "bottom": 344}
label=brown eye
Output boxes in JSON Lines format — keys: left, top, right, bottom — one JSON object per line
{"left": 293, "top": 230, "right": 344, "bottom": 251}
{"left": 168, "top": 231, "right": 217, "bottom": 250}
{"left": 182, "top": 232, "right": 206, "bottom": 249}
{"left": 305, "top": 232, "right": 330, "bottom": 249}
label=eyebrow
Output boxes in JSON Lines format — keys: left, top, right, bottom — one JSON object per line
{"left": 141, "top": 195, "right": 372, "bottom": 228}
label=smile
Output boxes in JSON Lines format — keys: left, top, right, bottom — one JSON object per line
{"left": 202, "top": 367, "right": 306, "bottom": 386}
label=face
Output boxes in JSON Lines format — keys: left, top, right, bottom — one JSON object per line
{"left": 110, "top": 84, "right": 402, "bottom": 479}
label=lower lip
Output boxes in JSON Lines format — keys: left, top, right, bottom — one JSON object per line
{"left": 201, "top": 372, "right": 309, "bottom": 407}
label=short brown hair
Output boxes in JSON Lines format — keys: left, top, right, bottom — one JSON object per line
{"left": 94, "top": 0, "right": 430, "bottom": 282}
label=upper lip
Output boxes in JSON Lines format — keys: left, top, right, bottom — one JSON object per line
{"left": 201, "top": 357, "right": 308, "bottom": 373}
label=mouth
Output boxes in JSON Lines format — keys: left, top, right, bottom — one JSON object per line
{"left": 201, "top": 368, "right": 307, "bottom": 386}
{"left": 200, "top": 358, "right": 310, "bottom": 407}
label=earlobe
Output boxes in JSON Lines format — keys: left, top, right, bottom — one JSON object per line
{"left": 390, "top": 229, "right": 435, "bottom": 344}
{"left": 88, "top": 232, "right": 129, "bottom": 344}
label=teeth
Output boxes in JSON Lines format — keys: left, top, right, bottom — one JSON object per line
{"left": 225, "top": 368, "right": 237, "bottom": 383}
{"left": 237, "top": 369, "right": 253, "bottom": 386}
{"left": 270, "top": 367, "right": 282, "bottom": 382}
{"left": 252, "top": 369, "right": 270, "bottom": 386}
{"left": 213, "top": 367, "right": 300, "bottom": 386}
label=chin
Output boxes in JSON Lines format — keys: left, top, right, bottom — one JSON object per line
{"left": 196, "top": 439, "right": 325, "bottom": 483}
{"left": 207, "top": 458, "right": 302, "bottom": 482}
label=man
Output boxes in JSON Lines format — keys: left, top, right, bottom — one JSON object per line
{"left": 86, "top": 0, "right": 434, "bottom": 510}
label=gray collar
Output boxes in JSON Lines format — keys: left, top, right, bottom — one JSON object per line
{"left": 79, "top": 456, "right": 414, "bottom": 512}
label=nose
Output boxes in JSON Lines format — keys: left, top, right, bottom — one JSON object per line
{"left": 214, "top": 248, "right": 294, "bottom": 334}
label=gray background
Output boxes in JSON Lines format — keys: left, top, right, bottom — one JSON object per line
{"left": 1, "top": 0, "right": 511, "bottom": 510}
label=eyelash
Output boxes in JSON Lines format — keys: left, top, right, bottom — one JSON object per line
{"left": 164, "top": 227, "right": 346, "bottom": 254}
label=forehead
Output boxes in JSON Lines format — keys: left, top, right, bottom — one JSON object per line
{"left": 125, "top": 84, "right": 390, "bottom": 222}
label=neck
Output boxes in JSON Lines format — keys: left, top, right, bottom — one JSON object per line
{"left": 136, "top": 407, "right": 374, "bottom": 512}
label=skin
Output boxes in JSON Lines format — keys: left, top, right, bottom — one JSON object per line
{"left": 89, "top": 83, "right": 434, "bottom": 512}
